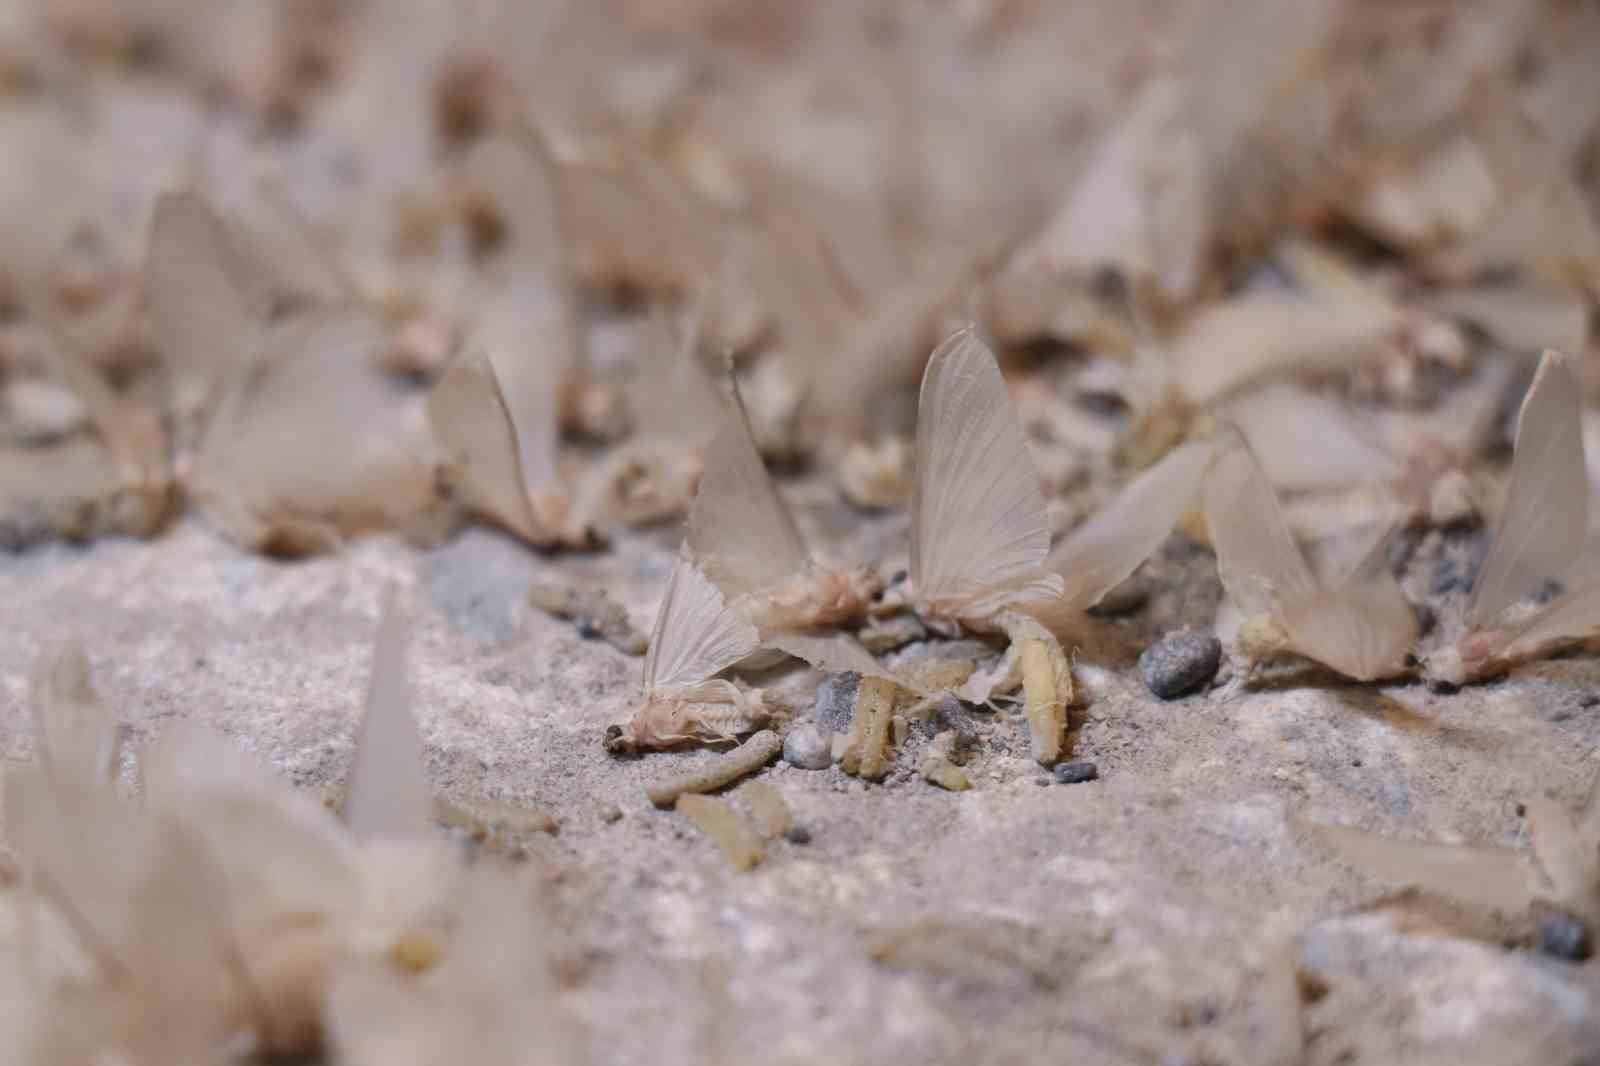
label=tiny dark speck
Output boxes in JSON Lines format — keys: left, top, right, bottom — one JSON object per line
{"left": 1583, "top": 694, "right": 1600, "bottom": 709}
{"left": 1350, "top": 758, "right": 1362, "bottom": 767}
{"left": 1428, "top": 679, "right": 1460, "bottom": 695}
{"left": 784, "top": 825, "right": 812, "bottom": 845}
{"left": 574, "top": 615, "right": 601, "bottom": 639}
{"left": 1053, "top": 760, "right": 1099, "bottom": 785}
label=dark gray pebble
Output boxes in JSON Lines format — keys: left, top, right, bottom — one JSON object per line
{"left": 1053, "top": 760, "right": 1099, "bottom": 785}
{"left": 784, "top": 825, "right": 812, "bottom": 845}
{"left": 1537, "top": 912, "right": 1592, "bottom": 961}
{"left": 813, "top": 672, "right": 860, "bottom": 735}
{"left": 1138, "top": 633, "right": 1222, "bottom": 699}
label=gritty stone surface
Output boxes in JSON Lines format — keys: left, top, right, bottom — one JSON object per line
{"left": 1302, "top": 912, "right": 1600, "bottom": 1066}
{"left": 1138, "top": 632, "right": 1223, "bottom": 699}
{"left": 783, "top": 723, "right": 833, "bottom": 770}
{"left": 2, "top": 517, "right": 1599, "bottom": 1065}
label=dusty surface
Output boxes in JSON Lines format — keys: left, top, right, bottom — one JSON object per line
{"left": 6, "top": 500, "right": 1598, "bottom": 1065}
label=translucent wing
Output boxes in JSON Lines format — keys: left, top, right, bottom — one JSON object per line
{"left": 1050, "top": 440, "right": 1215, "bottom": 610}
{"left": 146, "top": 192, "right": 260, "bottom": 411}
{"left": 29, "top": 638, "right": 121, "bottom": 791}
{"left": 644, "top": 554, "right": 761, "bottom": 694}
{"left": 141, "top": 721, "right": 362, "bottom": 917}
{"left": 464, "top": 133, "right": 576, "bottom": 489}
{"left": 911, "top": 327, "right": 1057, "bottom": 612}
{"left": 1278, "top": 581, "right": 1417, "bottom": 682}
{"left": 344, "top": 587, "right": 434, "bottom": 838}
{"left": 627, "top": 304, "right": 726, "bottom": 445}
{"left": 1497, "top": 579, "right": 1600, "bottom": 664}
{"left": 190, "top": 308, "right": 438, "bottom": 551}
{"left": 426, "top": 347, "right": 543, "bottom": 540}
{"left": 1204, "top": 430, "right": 1318, "bottom": 618}
{"left": 765, "top": 630, "right": 910, "bottom": 689}
{"left": 1309, "top": 822, "right": 1537, "bottom": 914}
{"left": 1227, "top": 383, "right": 1402, "bottom": 492}
{"left": 686, "top": 378, "right": 809, "bottom": 598}
{"left": 1469, "top": 349, "right": 1588, "bottom": 626}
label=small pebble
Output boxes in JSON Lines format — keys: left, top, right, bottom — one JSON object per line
{"left": 1053, "top": 760, "right": 1099, "bottom": 785}
{"left": 1138, "top": 633, "right": 1222, "bottom": 699}
{"left": 601, "top": 805, "right": 623, "bottom": 823}
{"left": 784, "top": 825, "right": 812, "bottom": 845}
{"left": 812, "top": 672, "right": 860, "bottom": 734}
{"left": 1537, "top": 912, "right": 1593, "bottom": 961}
{"left": 783, "top": 723, "right": 834, "bottom": 770}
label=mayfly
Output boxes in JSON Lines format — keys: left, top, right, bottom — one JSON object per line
{"left": 427, "top": 132, "right": 599, "bottom": 550}
{"left": 149, "top": 193, "right": 436, "bottom": 553}
{"left": 898, "top": 326, "right": 1070, "bottom": 762}
{"left": 1204, "top": 429, "right": 1418, "bottom": 682}
{"left": 685, "top": 373, "right": 887, "bottom": 679}
{"left": 591, "top": 303, "right": 728, "bottom": 528}
{"left": 605, "top": 553, "right": 777, "bottom": 754}
{"left": 1426, "top": 349, "right": 1599, "bottom": 684}
{"left": 427, "top": 345, "right": 596, "bottom": 549}
{"left": 899, "top": 326, "right": 1216, "bottom": 761}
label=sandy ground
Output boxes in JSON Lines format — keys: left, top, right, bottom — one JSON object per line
{"left": 3, "top": 479, "right": 1599, "bottom": 1066}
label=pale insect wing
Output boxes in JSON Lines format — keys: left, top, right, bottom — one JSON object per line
{"left": 629, "top": 302, "right": 726, "bottom": 444}
{"left": 464, "top": 134, "right": 576, "bottom": 496}
{"left": 765, "top": 630, "right": 914, "bottom": 689}
{"left": 1284, "top": 510, "right": 1417, "bottom": 680}
{"left": 1204, "top": 429, "right": 1318, "bottom": 618}
{"left": 1227, "top": 383, "right": 1402, "bottom": 492}
{"left": 1310, "top": 822, "right": 1537, "bottom": 914}
{"left": 1469, "top": 349, "right": 1588, "bottom": 626}
{"left": 1498, "top": 579, "right": 1600, "bottom": 664}
{"left": 29, "top": 638, "right": 121, "bottom": 789}
{"left": 911, "top": 326, "right": 1052, "bottom": 606}
{"left": 344, "top": 587, "right": 434, "bottom": 838}
{"left": 426, "top": 347, "right": 543, "bottom": 540}
{"left": 686, "top": 376, "right": 810, "bottom": 598}
{"left": 1279, "top": 581, "right": 1416, "bottom": 682}
{"left": 645, "top": 554, "right": 760, "bottom": 694}
{"left": 1051, "top": 440, "right": 1214, "bottom": 610}
{"left": 146, "top": 192, "right": 259, "bottom": 407}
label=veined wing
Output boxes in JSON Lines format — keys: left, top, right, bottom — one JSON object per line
{"left": 645, "top": 553, "right": 761, "bottom": 694}
{"left": 911, "top": 327, "right": 1054, "bottom": 613}
{"left": 1051, "top": 440, "right": 1214, "bottom": 610}
{"left": 686, "top": 376, "right": 809, "bottom": 598}
{"left": 426, "top": 347, "right": 544, "bottom": 541}
{"left": 1469, "top": 349, "right": 1588, "bottom": 626}
{"left": 1204, "top": 429, "right": 1318, "bottom": 619}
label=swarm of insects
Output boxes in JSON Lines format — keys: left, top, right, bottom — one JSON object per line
{"left": 0, "top": 588, "right": 567, "bottom": 1062}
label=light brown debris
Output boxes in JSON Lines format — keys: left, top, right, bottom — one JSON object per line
{"left": 645, "top": 729, "right": 782, "bottom": 808}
